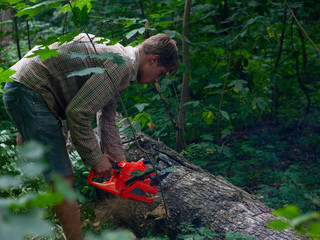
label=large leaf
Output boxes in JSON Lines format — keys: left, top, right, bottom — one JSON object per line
{"left": 0, "top": 176, "right": 22, "bottom": 190}
{"left": 26, "top": 47, "right": 59, "bottom": 61}
{"left": 68, "top": 67, "right": 105, "bottom": 78}
{"left": 0, "top": 68, "right": 16, "bottom": 84}
{"left": 60, "top": 0, "right": 92, "bottom": 13}
{"left": 15, "top": 0, "right": 62, "bottom": 20}
{"left": 220, "top": 110, "right": 230, "bottom": 121}
{"left": 273, "top": 204, "right": 300, "bottom": 220}
{"left": 164, "top": 30, "right": 191, "bottom": 43}
{"left": 267, "top": 219, "right": 290, "bottom": 231}
{"left": 70, "top": 5, "right": 90, "bottom": 26}
{"left": 0, "top": 208, "right": 53, "bottom": 240}
{"left": 126, "top": 29, "right": 138, "bottom": 39}
{"left": 70, "top": 52, "right": 125, "bottom": 65}
{"left": 134, "top": 103, "right": 150, "bottom": 112}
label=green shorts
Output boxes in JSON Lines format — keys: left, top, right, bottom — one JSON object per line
{"left": 3, "top": 81, "right": 73, "bottom": 181}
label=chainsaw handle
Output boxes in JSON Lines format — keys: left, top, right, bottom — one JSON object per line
{"left": 88, "top": 163, "right": 120, "bottom": 184}
{"left": 87, "top": 170, "right": 95, "bottom": 185}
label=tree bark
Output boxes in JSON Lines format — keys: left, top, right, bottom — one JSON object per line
{"left": 0, "top": 10, "right": 12, "bottom": 48}
{"left": 93, "top": 133, "right": 302, "bottom": 240}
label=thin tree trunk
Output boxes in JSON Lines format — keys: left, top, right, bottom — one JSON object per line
{"left": 290, "top": 16, "right": 310, "bottom": 115}
{"left": 26, "top": 20, "right": 31, "bottom": 50}
{"left": 272, "top": 7, "right": 287, "bottom": 117}
{"left": 175, "top": 0, "right": 191, "bottom": 152}
{"left": 12, "top": 9, "right": 21, "bottom": 59}
{"left": 62, "top": 12, "right": 68, "bottom": 35}
{"left": 139, "top": 0, "right": 145, "bottom": 19}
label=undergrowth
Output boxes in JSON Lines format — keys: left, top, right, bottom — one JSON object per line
{"left": 183, "top": 115, "right": 320, "bottom": 213}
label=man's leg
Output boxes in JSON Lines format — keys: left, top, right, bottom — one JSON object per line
{"left": 3, "top": 81, "right": 83, "bottom": 240}
{"left": 52, "top": 175, "right": 83, "bottom": 240}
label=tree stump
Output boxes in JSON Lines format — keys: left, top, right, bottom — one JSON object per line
{"left": 93, "top": 133, "right": 301, "bottom": 239}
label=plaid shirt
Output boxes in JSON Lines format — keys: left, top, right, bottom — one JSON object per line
{"left": 10, "top": 33, "right": 139, "bottom": 167}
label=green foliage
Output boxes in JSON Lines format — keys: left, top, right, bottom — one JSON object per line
{"left": 268, "top": 204, "right": 320, "bottom": 239}
{"left": 225, "top": 231, "right": 254, "bottom": 240}
{"left": 0, "top": 68, "right": 16, "bottom": 83}
{"left": 177, "top": 222, "right": 219, "bottom": 240}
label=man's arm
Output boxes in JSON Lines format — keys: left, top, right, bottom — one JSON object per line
{"left": 97, "top": 99, "right": 126, "bottom": 164}
{"left": 65, "top": 58, "right": 130, "bottom": 169}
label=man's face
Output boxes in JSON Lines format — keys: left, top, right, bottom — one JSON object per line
{"left": 137, "top": 55, "right": 169, "bottom": 85}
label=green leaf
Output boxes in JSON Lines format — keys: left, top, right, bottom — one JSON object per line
{"left": 133, "top": 112, "right": 151, "bottom": 129}
{"left": 71, "top": 5, "right": 90, "bottom": 26}
{"left": 0, "top": 208, "right": 53, "bottom": 239}
{"left": 126, "top": 29, "right": 138, "bottom": 39}
{"left": 291, "top": 212, "right": 319, "bottom": 228}
{"left": 0, "top": 176, "right": 22, "bottom": 189}
{"left": 222, "top": 146, "right": 231, "bottom": 158}
{"left": 0, "top": 68, "right": 16, "bottom": 83}
{"left": 134, "top": 103, "right": 149, "bottom": 112}
{"left": 2, "top": 0, "right": 22, "bottom": 5}
{"left": 57, "top": 30, "right": 82, "bottom": 46}
{"left": 273, "top": 204, "right": 300, "bottom": 220}
{"left": 29, "top": 192, "right": 64, "bottom": 208}
{"left": 267, "top": 219, "right": 290, "bottom": 231}
{"left": 60, "top": 0, "right": 92, "bottom": 13}
{"left": 204, "top": 83, "right": 222, "bottom": 89}
{"left": 221, "top": 128, "right": 231, "bottom": 139}
{"left": 164, "top": 30, "right": 191, "bottom": 43}
{"left": 309, "top": 222, "right": 320, "bottom": 237}
{"left": 52, "top": 174, "right": 77, "bottom": 201}
{"left": 184, "top": 101, "right": 199, "bottom": 107}
{"left": 16, "top": 141, "right": 46, "bottom": 161}
{"left": 202, "top": 111, "right": 214, "bottom": 125}
{"left": 70, "top": 52, "right": 125, "bottom": 65}
{"left": 138, "top": 27, "right": 145, "bottom": 34}
{"left": 252, "top": 97, "right": 267, "bottom": 111}
{"left": 116, "top": 117, "right": 131, "bottom": 127}
{"left": 220, "top": 110, "right": 230, "bottom": 121}
{"left": 26, "top": 47, "right": 59, "bottom": 61}
{"left": 67, "top": 67, "right": 105, "bottom": 77}
{"left": 15, "top": 0, "right": 62, "bottom": 20}
{"left": 131, "top": 121, "right": 141, "bottom": 133}
{"left": 158, "top": 20, "right": 175, "bottom": 28}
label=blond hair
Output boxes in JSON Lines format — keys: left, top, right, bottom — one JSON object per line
{"left": 139, "top": 34, "right": 179, "bottom": 76}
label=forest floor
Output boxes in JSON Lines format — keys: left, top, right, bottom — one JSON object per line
{"left": 212, "top": 118, "right": 320, "bottom": 212}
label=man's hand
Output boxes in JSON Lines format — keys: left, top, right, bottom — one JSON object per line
{"left": 92, "top": 154, "right": 113, "bottom": 178}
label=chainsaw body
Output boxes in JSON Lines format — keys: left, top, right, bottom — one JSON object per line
{"left": 87, "top": 157, "right": 171, "bottom": 203}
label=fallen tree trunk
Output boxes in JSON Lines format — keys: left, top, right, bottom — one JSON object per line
{"left": 93, "top": 133, "right": 301, "bottom": 239}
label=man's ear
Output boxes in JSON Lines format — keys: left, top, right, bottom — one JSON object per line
{"left": 150, "top": 55, "right": 160, "bottom": 65}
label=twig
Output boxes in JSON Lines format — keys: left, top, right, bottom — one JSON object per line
{"left": 217, "top": 39, "right": 238, "bottom": 145}
{"left": 283, "top": 0, "right": 320, "bottom": 57}
{"left": 154, "top": 82, "right": 179, "bottom": 130}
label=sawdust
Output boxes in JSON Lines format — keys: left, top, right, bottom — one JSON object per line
{"left": 94, "top": 197, "right": 132, "bottom": 225}
{"left": 144, "top": 200, "right": 167, "bottom": 220}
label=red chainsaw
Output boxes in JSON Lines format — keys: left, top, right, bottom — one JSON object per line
{"left": 87, "top": 156, "right": 172, "bottom": 203}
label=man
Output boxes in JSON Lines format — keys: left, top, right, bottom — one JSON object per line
{"left": 3, "top": 33, "right": 179, "bottom": 239}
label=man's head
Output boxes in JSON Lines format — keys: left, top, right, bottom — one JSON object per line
{"left": 137, "top": 34, "right": 179, "bottom": 85}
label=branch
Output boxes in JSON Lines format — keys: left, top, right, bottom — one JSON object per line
{"left": 283, "top": 0, "right": 320, "bottom": 57}
{"left": 154, "top": 82, "right": 179, "bottom": 130}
